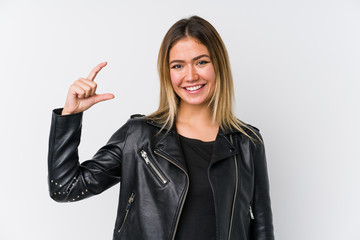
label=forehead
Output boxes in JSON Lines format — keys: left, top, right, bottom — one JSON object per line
{"left": 169, "top": 37, "right": 209, "bottom": 61}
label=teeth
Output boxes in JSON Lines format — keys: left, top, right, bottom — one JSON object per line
{"left": 185, "top": 85, "right": 203, "bottom": 91}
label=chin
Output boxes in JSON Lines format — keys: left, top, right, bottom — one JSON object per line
{"left": 181, "top": 97, "right": 210, "bottom": 106}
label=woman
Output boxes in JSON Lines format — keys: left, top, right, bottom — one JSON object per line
{"left": 48, "top": 16, "right": 274, "bottom": 240}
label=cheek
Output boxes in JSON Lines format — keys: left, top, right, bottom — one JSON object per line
{"left": 170, "top": 71, "right": 181, "bottom": 88}
{"left": 210, "top": 67, "right": 216, "bottom": 85}
{"left": 201, "top": 67, "right": 216, "bottom": 86}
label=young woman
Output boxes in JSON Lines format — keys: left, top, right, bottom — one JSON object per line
{"left": 48, "top": 16, "right": 274, "bottom": 240}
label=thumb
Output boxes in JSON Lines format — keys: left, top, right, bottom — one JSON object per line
{"left": 93, "top": 93, "right": 115, "bottom": 104}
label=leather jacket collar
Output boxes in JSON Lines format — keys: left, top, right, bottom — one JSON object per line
{"left": 146, "top": 118, "right": 239, "bottom": 169}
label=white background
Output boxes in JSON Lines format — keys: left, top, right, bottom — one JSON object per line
{"left": 0, "top": 0, "right": 359, "bottom": 239}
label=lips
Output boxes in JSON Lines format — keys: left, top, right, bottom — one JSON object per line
{"left": 183, "top": 84, "right": 205, "bottom": 91}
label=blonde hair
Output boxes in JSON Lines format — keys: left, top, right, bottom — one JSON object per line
{"left": 148, "top": 16, "right": 259, "bottom": 141}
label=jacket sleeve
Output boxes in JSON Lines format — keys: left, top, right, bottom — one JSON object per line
{"left": 250, "top": 130, "right": 275, "bottom": 240}
{"left": 47, "top": 108, "right": 131, "bottom": 202}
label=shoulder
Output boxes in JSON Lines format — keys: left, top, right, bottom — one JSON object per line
{"left": 244, "top": 123, "right": 260, "bottom": 133}
{"left": 130, "top": 114, "right": 145, "bottom": 119}
{"left": 232, "top": 122, "right": 265, "bottom": 152}
{"left": 242, "top": 124, "right": 266, "bottom": 156}
{"left": 232, "top": 119, "right": 262, "bottom": 141}
{"left": 116, "top": 113, "right": 161, "bottom": 135}
{"left": 121, "top": 114, "right": 151, "bottom": 130}
{"left": 244, "top": 123, "right": 262, "bottom": 139}
{"left": 128, "top": 114, "right": 152, "bottom": 129}
{"left": 107, "top": 114, "right": 149, "bottom": 144}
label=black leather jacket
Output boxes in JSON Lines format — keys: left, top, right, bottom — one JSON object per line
{"left": 48, "top": 109, "right": 274, "bottom": 240}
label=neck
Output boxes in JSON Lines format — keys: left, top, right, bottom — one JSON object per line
{"left": 176, "top": 101, "right": 216, "bottom": 127}
{"left": 175, "top": 101, "right": 219, "bottom": 141}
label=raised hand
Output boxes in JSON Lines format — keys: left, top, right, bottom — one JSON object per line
{"left": 62, "top": 62, "right": 115, "bottom": 115}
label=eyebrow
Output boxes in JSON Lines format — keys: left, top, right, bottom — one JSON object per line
{"left": 169, "top": 54, "right": 211, "bottom": 65}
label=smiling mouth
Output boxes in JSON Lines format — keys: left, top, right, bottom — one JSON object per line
{"left": 184, "top": 84, "right": 205, "bottom": 91}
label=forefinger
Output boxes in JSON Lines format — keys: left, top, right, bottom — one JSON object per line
{"left": 87, "top": 62, "right": 107, "bottom": 81}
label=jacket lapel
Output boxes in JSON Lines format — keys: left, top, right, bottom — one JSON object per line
{"left": 211, "top": 130, "right": 238, "bottom": 165}
{"left": 151, "top": 125, "right": 187, "bottom": 171}
{"left": 147, "top": 119, "right": 239, "bottom": 169}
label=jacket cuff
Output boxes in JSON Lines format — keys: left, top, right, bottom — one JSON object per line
{"left": 51, "top": 108, "right": 83, "bottom": 131}
{"left": 53, "top": 108, "right": 83, "bottom": 117}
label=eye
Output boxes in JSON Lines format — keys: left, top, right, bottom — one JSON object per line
{"left": 171, "top": 64, "right": 182, "bottom": 69}
{"left": 197, "top": 60, "right": 210, "bottom": 66}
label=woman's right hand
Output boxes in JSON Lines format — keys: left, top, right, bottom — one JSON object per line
{"left": 62, "top": 62, "right": 115, "bottom": 115}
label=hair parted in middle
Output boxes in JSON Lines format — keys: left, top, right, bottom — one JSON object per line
{"left": 148, "top": 15, "right": 258, "bottom": 141}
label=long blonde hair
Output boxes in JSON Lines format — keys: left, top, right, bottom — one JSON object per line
{"left": 148, "top": 16, "right": 259, "bottom": 141}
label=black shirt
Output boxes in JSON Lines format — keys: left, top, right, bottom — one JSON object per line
{"left": 174, "top": 135, "right": 216, "bottom": 240}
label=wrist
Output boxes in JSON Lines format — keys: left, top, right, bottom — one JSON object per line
{"left": 61, "top": 108, "right": 74, "bottom": 115}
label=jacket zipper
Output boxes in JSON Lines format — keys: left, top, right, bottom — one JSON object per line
{"left": 140, "top": 150, "right": 168, "bottom": 185}
{"left": 154, "top": 149, "right": 189, "bottom": 240}
{"left": 249, "top": 203, "right": 255, "bottom": 220}
{"left": 228, "top": 134, "right": 238, "bottom": 240}
{"left": 118, "top": 192, "right": 136, "bottom": 233}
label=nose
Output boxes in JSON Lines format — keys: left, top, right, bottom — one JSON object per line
{"left": 185, "top": 65, "right": 199, "bottom": 82}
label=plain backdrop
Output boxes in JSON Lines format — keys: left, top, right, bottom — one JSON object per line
{"left": 0, "top": 0, "right": 359, "bottom": 239}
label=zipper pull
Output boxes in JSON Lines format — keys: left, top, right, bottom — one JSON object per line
{"left": 128, "top": 192, "right": 135, "bottom": 203}
{"left": 126, "top": 193, "right": 135, "bottom": 210}
{"left": 249, "top": 204, "right": 255, "bottom": 220}
{"left": 141, "top": 150, "right": 150, "bottom": 164}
